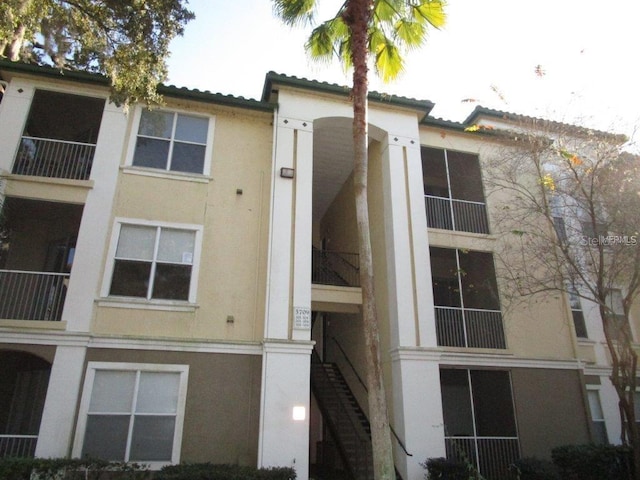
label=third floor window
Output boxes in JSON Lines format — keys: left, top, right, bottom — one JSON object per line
{"left": 422, "top": 146, "right": 489, "bottom": 234}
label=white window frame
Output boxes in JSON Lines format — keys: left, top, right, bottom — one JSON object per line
{"left": 586, "top": 386, "right": 608, "bottom": 444}
{"left": 101, "top": 218, "right": 203, "bottom": 305}
{"left": 125, "top": 106, "right": 215, "bottom": 177}
{"left": 72, "top": 362, "right": 189, "bottom": 469}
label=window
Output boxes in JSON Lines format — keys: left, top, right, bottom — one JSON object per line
{"left": 568, "top": 289, "right": 588, "bottom": 338}
{"left": 440, "top": 369, "right": 519, "bottom": 479}
{"left": 105, "top": 221, "right": 202, "bottom": 303}
{"left": 430, "top": 247, "right": 506, "bottom": 348}
{"left": 132, "top": 109, "right": 211, "bottom": 174}
{"left": 604, "top": 289, "right": 628, "bottom": 339}
{"left": 587, "top": 389, "right": 608, "bottom": 444}
{"left": 74, "top": 363, "right": 189, "bottom": 466}
{"left": 421, "top": 147, "right": 489, "bottom": 234}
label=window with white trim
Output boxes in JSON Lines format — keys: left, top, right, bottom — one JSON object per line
{"left": 74, "top": 363, "right": 189, "bottom": 465}
{"left": 106, "top": 221, "right": 202, "bottom": 302}
{"left": 587, "top": 389, "right": 608, "bottom": 444}
{"left": 132, "top": 109, "right": 211, "bottom": 174}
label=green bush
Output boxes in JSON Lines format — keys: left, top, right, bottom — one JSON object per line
{"left": 0, "top": 457, "right": 149, "bottom": 480}
{"left": 551, "top": 444, "right": 633, "bottom": 480}
{"left": 154, "top": 463, "right": 296, "bottom": 480}
{"left": 510, "top": 457, "right": 560, "bottom": 480}
{"left": 422, "top": 457, "right": 479, "bottom": 480}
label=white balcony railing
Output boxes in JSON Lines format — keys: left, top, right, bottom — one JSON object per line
{"left": 435, "top": 306, "right": 506, "bottom": 349}
{"left": 0, "top": 270, "right": 69, "bottom": 321}
{"left": 446, "top": 437, "right": 520, "bottom": 480}
{"left": 12, "top": 136, "right": 95, "bottom": 180}
{"left": 425, "top": 195, "right": 489, "bottom": 234}
{"left": 0, "top": 435, "right": 38, "bottom": 458}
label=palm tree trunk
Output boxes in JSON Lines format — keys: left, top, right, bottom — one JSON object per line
{"left": 346, "top": 1, "right": 395, "bottom": 479}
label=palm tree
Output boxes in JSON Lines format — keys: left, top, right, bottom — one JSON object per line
{"left": 273, "top": 1, "right": 445, "bottom": 479}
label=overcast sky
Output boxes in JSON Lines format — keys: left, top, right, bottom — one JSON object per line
{"left": 166, "top": 0, "right": 638, "bottom": 142}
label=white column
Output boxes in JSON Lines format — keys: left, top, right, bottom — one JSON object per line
{"left": 264, "top": 116, "right": 313, "bottom": 341}
{"left": 0, "top": 81, "right": 34, "bottom": 173}
{"left": 258, "top": 340, "right": 313, "bottom": 480}
{"left": 62, "top": 100, "right": 128, "bottom": 332}
{"left": 381, "top": 134, "right": 437, "bottom": 349}
{"left": 391, "top": 349, "right": 445, "bottom": 480}
{"left": 35, "top": 345, "right": 87, "bottom": 458}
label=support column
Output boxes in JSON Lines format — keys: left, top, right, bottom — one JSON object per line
{"left": 260, "top": 114, "right": 314, "bottom": 480}
{"left": 391, "top": 349, "right": 445, "bottom": 480}
{"left": 258, "top": 341, "right": 313, "bottom": 479}
{"left": 35, "top": 345, "right": 87, "bottom": 458}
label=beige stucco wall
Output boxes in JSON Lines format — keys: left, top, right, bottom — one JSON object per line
{"left": 84, "top": 348, "right": 262, "bottom": 466}
{"left": 92, "top": 105, "right": 273, "bottom": 342}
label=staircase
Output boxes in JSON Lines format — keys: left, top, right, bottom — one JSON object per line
{"left": 311, "top": 360, "right": 373, "bottom": 480}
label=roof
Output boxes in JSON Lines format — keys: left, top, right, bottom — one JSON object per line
{"left": 0, "top": 60, "right": 275, "bottom": 113}
{"left": 262, "top": 71, "right": 435, "bottom": 119}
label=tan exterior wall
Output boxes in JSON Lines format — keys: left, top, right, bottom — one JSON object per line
{"left": 92, "top": 107, "right": 273, "bottom": 342}
{"left": 84, "top": 348, "right": 262, "bottom": 466}
{"left": 511, "top": 367, "right": 590, "bottom": 458}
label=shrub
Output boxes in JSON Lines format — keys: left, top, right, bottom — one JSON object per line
{"left": 0, "top": 457, "right": 149, "bottom": 480}
{"left": 422, "top": 457, "right": 479, "bottom": 480}
{"left": 551, "top": 444, "right": 633, "bottom": 480}
{"left": 510, "top": 457, "right": 560, "bottom": 480}
{"left": 154, "top": 463, "right": 296, "bottom": 480}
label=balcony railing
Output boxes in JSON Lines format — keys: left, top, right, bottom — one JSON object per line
{"left": 445, "top": 437, "right": 520, "bottom": 480}
{"left": 425, "top": 195, "right": 489, "bottom": 234}
{"left": 12, "top": 136, "right": 95, "bottom": 180}
{"left": 0, "top": 270, "right": 69, "bottom": 321}
{"left": 312, "top": 249, "right": 360, "bottom": 287}
{"left": 0, "top": 435, "right": 38, "bottom": 458}
{"left": 435, "top": 306, "right": 506, "bottom": 349}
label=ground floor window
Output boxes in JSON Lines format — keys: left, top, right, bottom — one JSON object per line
{"left": 586, "top": 388, "right": 608, "bottom": 444}
{"left": 73, "top": 362, "right": 188, "bottom": 467}
{"left": 440, "top": 368, "right": 520, "bottom": 479}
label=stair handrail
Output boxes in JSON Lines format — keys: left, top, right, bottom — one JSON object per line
{"left": 311, "top": 349, "right": 372, "bottom": 480}
{"left": 330, "top": 336, "right": 413, "bottom": 458}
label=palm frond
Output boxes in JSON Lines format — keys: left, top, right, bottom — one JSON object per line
{"left": 272, "top": 0, "right": 318, "bottom": 27}
{"left": 413, "top": 0, "right": 447, "bottom": 29}
{"left": 394, "top": 17, "right": 427, "bottom": 48}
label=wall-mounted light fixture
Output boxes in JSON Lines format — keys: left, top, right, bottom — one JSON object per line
{"left": 292, "top": 405, "right": 306, "bottom": 421}
{"left": 280, "top": 167, "right": 295, "bottom": 179}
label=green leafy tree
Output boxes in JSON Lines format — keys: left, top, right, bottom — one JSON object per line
{"left": 272, "top": 1, "right": 445, "bottom": 479}
{"left": 0, "top": 0, "right": 194, "bottom": 106}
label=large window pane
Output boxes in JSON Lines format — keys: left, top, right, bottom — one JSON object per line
{"left": 422, "top": 147, "right": 449, "bottom": 198}
{"left": 459, "top": 251, "right": 500, "bottom": 310}
{"left": 440, "top": 369, "right": 474, "bottom": 436}
{"left": 471, "top": 370, "right": 517, "bottom": 437}
{"left": 157, "top": 229, "right": 195, "bottom": 263}
{"left": 138, "top": 110, "right": 173, "bottom": 138}
{"left": 82, "top": 415, "right": 129, "bottom": 460}
{"left": 170, "top": 143, "right": 206, "bottom": 174}
{"left": 137, "top": 372, "right": 180, "bottom": 414}
{"left": 175, "top": 115, "right": 208, "bottom": 143}
{"left": 133, "top": 138, "right": 170, "bottom": 169}
{"left": 116, "top": 225, "right": 156, "bottom": 260}
{"left": 89, "top": 371, "right": 136, "bottom": 412}
{"left": 447, "top": 151, "right": 485, "bottom": 202}
{"left": 130, "top": 416, "right": 175, "bottom": 461}
{"left": 152, "top": 264, "right": 192, "bottom": 300}
{"left": 430, "top": 247, "right": 461, "bottom": 307}
{"left": 110, "top": 260, "right": 152, "bottom": 297}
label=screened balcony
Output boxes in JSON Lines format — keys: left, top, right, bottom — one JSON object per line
{"left": 430, "top": 247, "right": 506, "bottom": 349}
{"left": 0, "top": 198, "right": 82, "bottom": 322}
{"left": 422, "top": 146, "right": 490, "bottom": 234}
{"left": 11, "top": 90, "right": 104, "bottom": 180}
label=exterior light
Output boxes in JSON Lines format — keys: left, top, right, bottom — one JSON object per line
{"left": 280, "top": 167, "right": 295, "bottom": 179}
{"left": 292, "top": 406, "right": 306, "bottom": 421}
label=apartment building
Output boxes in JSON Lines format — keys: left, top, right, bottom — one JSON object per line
{"left": 0, "top": 61, "right": 634, "bottom": 480}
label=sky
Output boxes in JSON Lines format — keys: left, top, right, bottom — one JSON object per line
{"left": 166, "top": 0, "right": 639, "bottom": 144}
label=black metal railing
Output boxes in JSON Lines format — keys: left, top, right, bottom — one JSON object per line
{"left": 425, "top": 195, "right": 489, "bottom": 234}
{"left": 435, "top": 306, "right": 506, "bottom": 349}
{"left": 312, "top": 249, "right": 360, "bottom": 287}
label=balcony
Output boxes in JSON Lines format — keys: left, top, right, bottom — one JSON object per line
{"left": 445, "top": 437, "right": 520, "bottom": 480}
{"left": 425, "top": 195, "right": 489, "bottom": 234}
{"left": 0, "top": 435, "right": 38, "bottom": 458}
{"left": 13, "top": 137, "right": 95, "bottom": 180}
{"left": 435, "top": 306, "right": 506, "bottom": 349}
{"left": 11, "top": 89, "right": 104, "bottom": 181}
{"left": 312, "top": 249, "right": 360, "bottom": 287}
{"left": 0, "top": 270, "right": 68, "bottom": 321}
